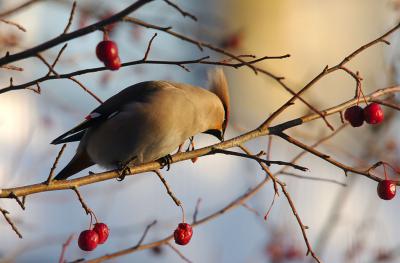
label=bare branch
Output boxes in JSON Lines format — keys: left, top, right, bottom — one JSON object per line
{"left": 153, "top": 170, "right": 181, "bottom": 206}
{"left": 63, "top": 1, "right": 77, "bottom": 34}
{"left": 143, "top": 33, "right": 157, "bottom": 61}
{"left": 0, "top": 64, "right": 23, "bottom": 71}
{"left": 49, "top": 43, "right": 68, "bottom": 72}
{"left": 163, "top": 0, "right": 197, "bottom": 21}
{"left": 133, "top": 220, "right": 157, "bottom": 248}
{"left": 166, "top": 242, "right": 193, "bottom": 263}
{"left": 9, "top": 192, "right": 25, "bottom": 210}
{"left": 209, "top": 148, "right": 308, "bottom": 171}
{"left": 280, "top": 172, "right": 347, "bottom": 187}
{"left": 72, "top": 187, "right": 92, "bottom": 215}
{"left": 0, "top": 0, "right": 43, "bottom": 18}
{"left": 46, "top": 144, "right": 67, "bottom": 185}
{"left": 0, "top": 55, "right": 280, "bottom": 95}
{"left": 0, "top": 207, "right": 22, "bottom": 238}
{"left": 36, "top": 54, "right": 59, "bottom": 77}
{"left": 0, "top": 18, "right": 27, "bottom": 32}
{"left": 0, "top": 0, "right": 155, "bottom": 67}
{"left": 59, "top": 234, "right": 74, "bottom": 263}
{"left": 68, "top": 77, "right": 103, "bottom": 104}
{"left": 241, "top": 203, "right": 261, "bottom": 217}
{"left": 192, "top": 198, "right": 201, "bottom": 224}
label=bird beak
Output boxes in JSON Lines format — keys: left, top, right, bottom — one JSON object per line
{"left": 204, "top": 129, "right": 224, "bottom": 141}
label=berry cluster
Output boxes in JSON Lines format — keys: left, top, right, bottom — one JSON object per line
{"left": 78, "top": 222, "right": 109, "bottom": 251}
{"left": 96, "top": 37, "right": 121, "bottom": 71}
{"left": 344, "top": 103, "right": 384, "bottom": 127}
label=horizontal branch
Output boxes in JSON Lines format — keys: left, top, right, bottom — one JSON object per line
{"left": 0, "top": 56, "right": 275, "bottom": 95}
{"left": 0, "top": 0, "right": 154, "bottom": 67}
{"left": 1, "top": 85, "right": 399, "bottom": 199}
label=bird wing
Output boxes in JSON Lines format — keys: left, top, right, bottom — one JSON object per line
{"left": 51, "top": 81, "right": 165, "bottom": 145}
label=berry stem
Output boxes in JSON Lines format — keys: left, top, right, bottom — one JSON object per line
{"left": 382, "top": 161, "right": 400, "bottom": 176}
{"left": 103, "top": 30, "right": 109, "bottom": 41}
{"left": 89, "top": 212, "right": 93, "bottom": 229}
{"left": 358, "top": 86, "right": 368, "bottom": 105}
{"left": 383, "top": 163, "right": 388, "bottom": 180}
{"left": 179, "top": 205, "right": 185, "bottom": 223}
{"left": 91, "top": 210, "right": 99, "bottom": 224}
{"left": 356, "top": 86, "right": 361, "bottom": 106}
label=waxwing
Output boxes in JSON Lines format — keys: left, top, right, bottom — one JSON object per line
{"left": 51, "top": 68, "right": 230, "bottom": 180}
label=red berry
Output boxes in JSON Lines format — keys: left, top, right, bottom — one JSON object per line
{"left": 93, "top": 223, "right": 109, "bottom": 244}
{"left": 377, "top": 180, "right": 396, "bottom": 200}
{"left": 78, "top": 230, "right": 99, "bottom": 251}
{"left": 96, "top": 40, "right": 119, "bottom": 62}
{"left": 364, "top": 103, "right": 384, "bottom": 124}
{"left": 344, "top": 106, "right": 364, "bottom": 127}
{"left": 173, "top": 223, "right": 193, "bottom": 245}
{"left": 104, "top": 56, "right": 121, "bottom": 71}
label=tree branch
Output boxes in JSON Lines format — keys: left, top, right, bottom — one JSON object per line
{"left": 0, "top": 0, "right": 154, "bottom": 67}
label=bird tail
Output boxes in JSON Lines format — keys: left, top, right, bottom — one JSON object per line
{"left": 54, "top": 150, "right": 94, "bottom": 180}
{"left": 208, "top": 68, "right": 230, "bottom": 132}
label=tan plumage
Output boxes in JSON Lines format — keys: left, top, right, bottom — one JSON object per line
{"left": 52, "top": 69, "right": 229, "bottom": 180}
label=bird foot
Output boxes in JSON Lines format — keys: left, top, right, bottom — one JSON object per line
{"left": 158, "top": 154, "right": 173, "bottom": 171}
{"left": 116, "top": 162, "right": 131, "bottom": 181}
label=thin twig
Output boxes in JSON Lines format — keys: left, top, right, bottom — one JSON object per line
{"left": 0, "top": 18, "right": 26, "bottom": 32}
{"left": 36, "top": 54, "right": 59, "bottom": 77}
{"left": 49, "top": 43, "right": 68, "bottom": 73}
{"left": 277, "top": 175, "right": 320, "bottom": 262}
{"left": 246, "top": 146, "right": 321, "bottom": 262}
{"left": 69, "top": 77, "right": 103, "bottom": 104}
{"left": 163, "top": 0, "right": 197, "bottom": 21}
{"left": 192, "top": 198, "right": 201, "bottom": 224}
{"left": 0, "top": 0, "right": 43, "bottom": 18}
{"left": 280, "top": 172, "right": 346, "bottom": 187}
{"left": 143, "top": 33, "right": 157, "bottom": 61}
{"left": 153, "top": 170, "right": 181, "bottom": 206}
{"left": 0, "top": 207, "right": 22, "bottom": 238}
{"left": 266, "top": 136, "right": 273, "bottom": 160}
{"left": 72, "top": 187, "right": 92, "bottom": 215}
{"left": 59, "top": 234, "right": 74, "bottom": 263}
{"left": 63, "top": 1, "right": 77, "bottom": 34}
{"left": 166, "top": 243, "right": 193, "bottom": 263}
{"left": 9, "top": 192, "right": 25, "bottom": 210}
{"left": 47, "top": 144, "right": 67, "bottom": 185}
{"left": 133, "top": 220, "right": 157, "bottom": 248}
{"left": 209, "top": 148, "right": 308, "bottom": 171}
{"left": 0, "top": 64, "right": 23, "bottom": 71}
{"left": 241, "top": 203, "right": 261, "bottom": 217}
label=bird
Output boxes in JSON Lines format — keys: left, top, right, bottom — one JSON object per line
{"left": 51, "top": 68, "right": 230, "bottom": 180}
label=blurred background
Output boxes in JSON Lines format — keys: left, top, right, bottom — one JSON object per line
{"left": 0, "top": 0, "right": 400, "bottom": 262}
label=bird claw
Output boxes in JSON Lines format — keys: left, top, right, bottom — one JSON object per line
{"left": 159, "top": 154, "right": 173, "bottom": 171}
{"left": 116, "top": 162, "right": 131, "bottom": 181}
